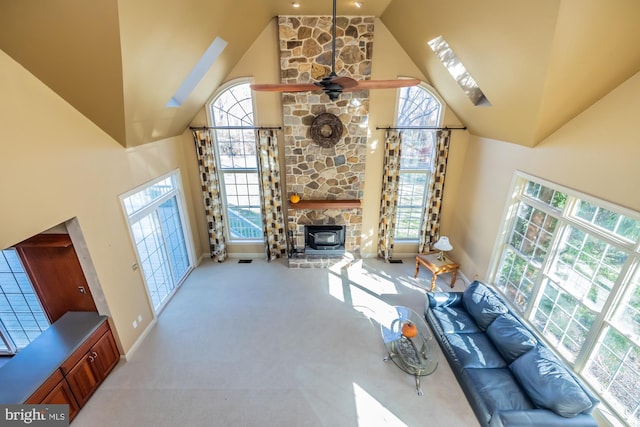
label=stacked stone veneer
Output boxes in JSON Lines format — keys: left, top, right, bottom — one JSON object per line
{"left": 278, "top": 16, "right": 374, "bottom": 267}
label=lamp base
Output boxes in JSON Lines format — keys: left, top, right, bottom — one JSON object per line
{"left": 436, "top": 251, "right": 446, "bottom": 262}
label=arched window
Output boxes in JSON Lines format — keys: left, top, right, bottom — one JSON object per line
{"left": 208, "top": 81, "right": 263, "bottom": 241}
{"left": 394, "top": 85, "right": 443, "bottom": 240}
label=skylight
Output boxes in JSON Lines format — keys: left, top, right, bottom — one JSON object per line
{"left": 428, "top": 35, "right": 491, "bottom": 107}
{"left": 167, "top": 36, "right": 228, "bottom": 108}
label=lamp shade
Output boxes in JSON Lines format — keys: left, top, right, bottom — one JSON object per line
{"left": 433, "top": 236, "right": 453, "bottom": 252}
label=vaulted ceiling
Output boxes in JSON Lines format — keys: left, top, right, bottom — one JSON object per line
{"left": 1, "top": 0, "right": 639, "bottom": 148}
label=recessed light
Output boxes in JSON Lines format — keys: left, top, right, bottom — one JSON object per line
{"left": 291, "top": 2, "right": 300, "bottom": 7}
{"left": 354, "top": 1, "right": 363, "bottom": 8}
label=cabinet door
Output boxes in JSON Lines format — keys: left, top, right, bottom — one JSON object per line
{"left": 41, "top": 378, "right": 80, "bottom": 421}
{"left": 89, "top": 330, "right": 119, "bottom": 380}
{"left": 65, "top": 353, "right": 100, "bottom": 407}
{"left": 15, "top": 234, "right": 97, "bottom": 323}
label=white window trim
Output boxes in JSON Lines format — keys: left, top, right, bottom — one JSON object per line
{"left": 488, "top": 170, "right": 640, "bottom": 426}
{"left": 393, "top": 81, "right": 445, "bottom": 242}
{"left": 205, "top": 78, "right": 263, "bottom": 243}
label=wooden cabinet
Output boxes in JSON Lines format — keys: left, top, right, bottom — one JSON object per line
{"left": 41, "top": 377, "right": 80, "bottom": 421}
{"left": 25, "top": 317, "right": 119, "bottom": 422}
{"left": 14, "top": 234, "right": 97, "bottom": 323}
{"left": 65, "top": 330, "right": 119, "bottom": 406}
{"left": 25, "top": 368, "right": 80, "bottom": 421}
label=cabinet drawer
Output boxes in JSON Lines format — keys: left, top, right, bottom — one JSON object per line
{"left": 60, "top": 320, "right": 109, "bottom": 374}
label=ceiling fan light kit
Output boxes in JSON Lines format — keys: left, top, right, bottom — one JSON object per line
{"left": 251, "top": 0, "right": 418, "bottom": 101}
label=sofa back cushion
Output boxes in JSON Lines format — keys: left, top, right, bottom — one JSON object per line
{"left": 462, "top": 281, "right": 508, "bottom": 330}
{"left": 486, "top": 314, "right": 537, "bottom": 363}
{"left": 510, "top": 346, "right": 594, "bottom": 417}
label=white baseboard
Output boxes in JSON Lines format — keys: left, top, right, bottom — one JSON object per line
{"left": 123, "top": 317, "right": 157, "bottom": 361}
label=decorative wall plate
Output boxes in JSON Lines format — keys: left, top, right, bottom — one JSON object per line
{"left": 310, "top": 113, "right": 343, "bottom": 148}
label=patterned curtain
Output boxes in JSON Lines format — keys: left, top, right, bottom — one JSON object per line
{"left": 419, "top": 129, "right": 452, "bottom": 253}
{"left": 191, "top": 129, "right": 228, "bottom": 262}
{"left": 377, "top": 130, "right": 402, "bottom": 261}
{"left": 256, "top": 129, "right": 287, "bottom": 261}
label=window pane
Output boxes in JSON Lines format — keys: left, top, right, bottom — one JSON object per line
{"left": 508, "top": 201, "right": 557, "bottom": 265}
{"left": 394, "top": 172, "right": 427, "bottom": 240}
{"left": 397, "top": 86, "right": 441, "bottom": 128}
{"left": 550, "top": 225, "right": 626, "bottom": 312}
{"left": 524, "top": 181, "right": 567, "bottom": 209}
{"left": 131, "top": 213, "right": 174, "bottom": 310}
{"left": 216, "top": 129, "right": 257, "bottom": 170}
{"left": 573, "top": 200, "right": 640, "bottom": 242}
{"left": 123, "top": 176, "right": 176, "bottom": 216}
{"left": 585, "top": 327, "right": 640, "bottom": 424}
{"left": 158, "top": 197, "right": 190, "bottom": 284}
{"left": 495, "top": 247, "right": 537, "bottom": 313}
{"left": 0, "top": 249, "right": 50, "bottom": 351}
{"left": 532, "top": 278, "right": 596, "bottom": 362}
{"left": 399, "top": 130, "right": 435, "bottom": 170}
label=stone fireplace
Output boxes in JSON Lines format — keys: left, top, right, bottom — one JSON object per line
{"left": 278, "top": 15, "right": 374, "bottom": 268}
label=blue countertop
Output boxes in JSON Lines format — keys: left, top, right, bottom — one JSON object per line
{"left": 0, "top": 311, "right": 107, "bottom": 404}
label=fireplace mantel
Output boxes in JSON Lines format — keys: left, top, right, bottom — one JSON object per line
{"left": 290, "top": 200, "right": 361, "bottom": 210}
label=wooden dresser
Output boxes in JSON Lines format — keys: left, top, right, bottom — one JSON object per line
{"left": 0, "top": 312, "right": 119, "bottom": 422}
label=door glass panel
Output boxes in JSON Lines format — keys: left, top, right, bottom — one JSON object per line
{"left": 131, "top": 213, "right": 174, "bottom": 311}
{"left": 158, "top": 197, "right": 190, "bottom": 283}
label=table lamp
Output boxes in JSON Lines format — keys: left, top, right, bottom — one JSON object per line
{"left": 433, "top": 236, "right": 453, "bottom": 261}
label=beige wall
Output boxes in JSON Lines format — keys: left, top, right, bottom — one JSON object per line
{"left": 451, "top": 71, "right": 640, "bottom": 280}
{"left": 0, "top": 49, "right": 199, "bottom": 355}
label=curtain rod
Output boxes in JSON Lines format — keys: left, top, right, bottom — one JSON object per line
{"left": 190, "top": 126, "right": 282, "bottom": 131}
{"left": 376, "top": 126, "right": 467, "bottom": 131}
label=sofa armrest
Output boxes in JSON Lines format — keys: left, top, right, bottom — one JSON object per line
{"left": 489, "top": 410, "right": 599, "bottom": 427}
{"left": 426, "top": 291, "right": 464, "bottom": 308}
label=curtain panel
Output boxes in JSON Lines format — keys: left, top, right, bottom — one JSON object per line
{"left": 191, "top": 129, "right": 228, "bottom": 262}
{"left": 256, "top": 129, "right": 287, "bottom": 261}
{"left": 377, "top": 130, "right": 402, "bottom": 261}
{"left": 419, "top": 129, "right": 452, "bottom": 253}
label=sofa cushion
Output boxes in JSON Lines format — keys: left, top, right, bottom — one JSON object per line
{"left": 510, "top": 346, "right": 593, "bottom": 417}
{"left": 431, "top": 306, "right": 482, "bottom": 334}
{"left": 447, "top": 333, "right": 507, "bottom": 368}
{"left": 462, "top": 281, "right": 509, "bottom": 330}
{"left": 464, "top": 368, "right": 534, "bottom": 419}
{"left": 486, "top": 314, "right": 537, "bottom": 363}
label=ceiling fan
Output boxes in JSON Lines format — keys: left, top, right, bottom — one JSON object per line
{"left": 250, "top": 0, "right": 419, "bottom": 101}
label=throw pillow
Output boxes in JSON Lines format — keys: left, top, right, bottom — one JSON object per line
{"left": 486, "top": 314, "right": 537, "bottom": 363}
{"left": 462, "top": 281, "right": 508, "bottom": 330}
{"left": 510, "top": 346, "right": 593, "bottom": 417}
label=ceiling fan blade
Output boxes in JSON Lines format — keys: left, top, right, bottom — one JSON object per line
{"left": 343, "top": 78, "right": 421, "bottom": 91}
{"left": 250, "top": 83, "right": 321, "bottom": 93}
{"left": 330, "top": 76, "right": 358, "bottom": 89}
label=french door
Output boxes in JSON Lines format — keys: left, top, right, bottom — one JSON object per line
{"left": 122, "top": 171, "right": 193, "bottom": 314}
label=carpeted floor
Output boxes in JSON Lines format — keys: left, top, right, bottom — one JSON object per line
{"left": 72, "top": 256, "right": 479, "bottom": 426}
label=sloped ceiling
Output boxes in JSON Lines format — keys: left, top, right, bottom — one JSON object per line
{"left": 1, "top": 0, "right": 639, "bottom": 148}
{"left": 381, "top": 0, "right": 640, "bottom": 146}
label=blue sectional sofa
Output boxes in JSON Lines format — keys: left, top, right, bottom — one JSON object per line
{"left": 425, "top": 280, "right": 600, "bottom": 427}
